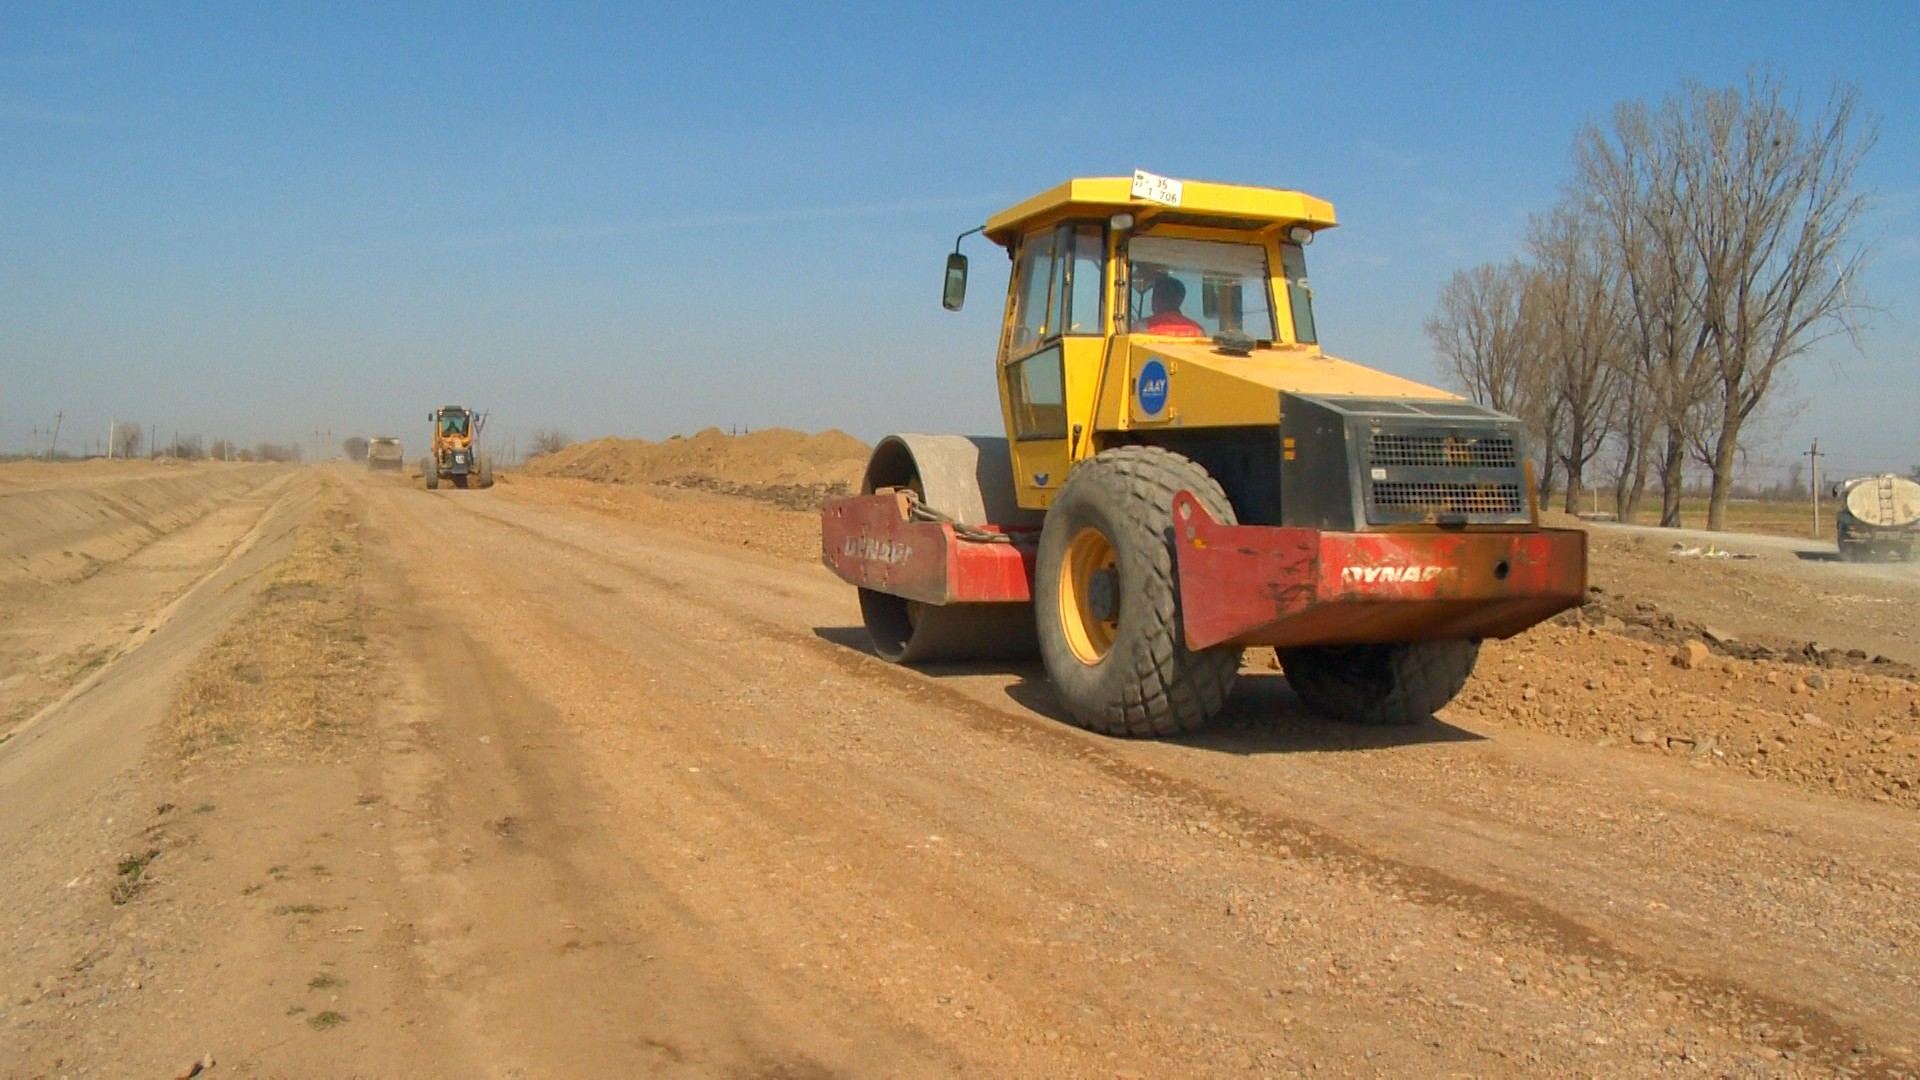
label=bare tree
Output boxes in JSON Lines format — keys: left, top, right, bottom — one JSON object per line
{"left": 208, "top": 438, "right": 237, "bottom": 460}
{"left": 1426, "top": 262, "right": 1532, "bottom": 412}
{"left": 529, "top": 428, "right": 573, "bottom": 457}
{"left": 1677, "top": 75, "right": 1875, "bottom": 530}
{"left": 1424, "top": 262, "right": 1561, "bottom": 497}
{"left": 1575, "top": 102, "right": 1717, "bottom": 525}
{"left": 111, "top": 422, "right": 144, "bottom": 459}
{"left": 1524, "top": 204, "right": 1628, "bottom": 513}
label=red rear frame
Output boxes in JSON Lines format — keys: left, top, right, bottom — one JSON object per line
{"left": 820, "top": 491, "right": 1587, "bottom": 648}
{"left": 821, "top": 492, "right": 1035, "bottom": 605}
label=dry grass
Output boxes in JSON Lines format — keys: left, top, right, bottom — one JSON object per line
{"left": 1568, "top": 493, "right": 1829, "bottom": 539}
{"left": 166, "top": 477, "right": 373, "bottom": 760}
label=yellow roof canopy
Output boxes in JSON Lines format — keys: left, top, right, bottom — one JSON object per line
{"left": 983, "top": 176, "right": 1337, "bottom": 246}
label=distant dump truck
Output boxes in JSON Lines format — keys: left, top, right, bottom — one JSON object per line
{"left": 1833, "top": 473, "right": 1920, "bottom": 561}
{"left": 366, "top": 436, "right": 405, "bottom": 471}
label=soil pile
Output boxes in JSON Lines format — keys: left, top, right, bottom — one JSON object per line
{"left": 518, "top": 428, "right": 870, "bottom": 507}
{"left": 1448, "top": 616, "right": 1920, "bottom": 808}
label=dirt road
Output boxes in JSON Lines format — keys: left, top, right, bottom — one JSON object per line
{"left": 5, "top": 465, "right": 1918, "bottom": 1077}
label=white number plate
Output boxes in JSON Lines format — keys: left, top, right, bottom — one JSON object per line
{"left": 1131, "top": 169, "right": 1183, "bottom": 207}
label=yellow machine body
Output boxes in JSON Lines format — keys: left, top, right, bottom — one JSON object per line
{"left": 982, "top": 175, "right": 1461, "bottom": 510}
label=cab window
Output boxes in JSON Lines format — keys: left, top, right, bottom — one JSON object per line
{"left": 1281, "top": 243, "right": 1317, "bottom": 344}
{"left": 1126, "top": 236, "right": 1277, "bottom": 341}
{"left": 1008, "top": 223, "right": 1106, "bottom": 355}
{"left": 1009, "top": 230, "right": 1060, "bottom": 354}
{"left": 1065, "top": 224, "right": 1105, "bottom": 334}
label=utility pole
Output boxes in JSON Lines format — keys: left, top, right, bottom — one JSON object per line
{"left": 107, "top": 420, "right": 116, "bottom": 460}
{"left": 46, "top": 412, "right": 63, "bottom": 460}
{"left": 1806, "top": 439, "right": 1825, "bottom": 539}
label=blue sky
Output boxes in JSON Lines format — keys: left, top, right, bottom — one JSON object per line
{"left": 3, "top": 1, "right": 1917, "bottom": 480}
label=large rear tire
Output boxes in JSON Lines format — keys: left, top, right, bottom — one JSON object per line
{"left": 478, "top": 456, "right": 495, "bottom": 488}
{"left": 1034, "top": 446, "right": 1239, "bottom": 737}
{"left": 1279, "top": 640, "right": 1479, "bottom": 726}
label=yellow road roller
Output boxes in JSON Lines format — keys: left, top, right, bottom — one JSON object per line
{"left": 822, "top": 173, "right": 1586, "bottom": 735}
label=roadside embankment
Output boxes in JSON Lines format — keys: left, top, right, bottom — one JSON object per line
{"left": 0, "top": 461, "right": 282, "bottom": 595}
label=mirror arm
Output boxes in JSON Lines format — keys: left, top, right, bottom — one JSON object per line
{"left": 951, "top": 225, "right": 985, "bottom": 254}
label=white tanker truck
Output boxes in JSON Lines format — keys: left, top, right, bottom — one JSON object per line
{"left": 1831, "top": 473, "right": 1920, "bottom": 562}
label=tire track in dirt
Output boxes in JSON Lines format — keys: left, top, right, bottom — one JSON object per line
{"left": 362, "top": 484, "right": 1426, "bottom": 1074}
{"left": 351, "top": 480, "right": 968, "bottom": 1077}
{"left": 380, "top": 477, "right": 1916, "bottom": 1075}
{"left": 471, "top": 497, "right": 1900, "bottom": 1072}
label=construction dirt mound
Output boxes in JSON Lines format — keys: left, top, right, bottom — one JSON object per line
{"left": 518, "top": 428, "right": 870, "bottom": 508}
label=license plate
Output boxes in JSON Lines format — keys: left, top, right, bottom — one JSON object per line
{"left": 1131, "top": 169, "right": 1183, "bottom": 207}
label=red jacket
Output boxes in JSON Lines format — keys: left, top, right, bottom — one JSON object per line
{"left": 1142, "top": 311, "right": 1207, "bottom": 337}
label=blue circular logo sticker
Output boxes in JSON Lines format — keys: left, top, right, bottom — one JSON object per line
{"left": 1136, "top": 358, "right": 1170, "bottom": 418}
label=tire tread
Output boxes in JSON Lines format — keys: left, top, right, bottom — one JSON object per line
{"left": 1038, "top": 446, "right": 1239, "bottom": 736}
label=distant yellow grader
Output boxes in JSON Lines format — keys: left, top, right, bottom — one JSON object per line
{"left": 822, "top": 173, "right": 1588, "bottom": 735}
{"left": 422, "top": 406, "right": 493, "bottom": 490}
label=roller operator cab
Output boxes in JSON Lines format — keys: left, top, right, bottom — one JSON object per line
{"left": 822, "top": 173, "right": 1588, "bottom": 736}
{"left": 422, "top": 406, "right": 494, "bottom": 490}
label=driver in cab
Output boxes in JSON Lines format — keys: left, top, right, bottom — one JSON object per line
{"left": 1134, "top": 276, "right": 1206, "bottom": 337}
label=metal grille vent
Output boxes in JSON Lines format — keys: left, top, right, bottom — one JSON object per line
{"left": 1372, "top": 481, "right": 1525, "bottom": 516}
{"left": 1370, "top": 433, "right": 1518, "bottom": 469}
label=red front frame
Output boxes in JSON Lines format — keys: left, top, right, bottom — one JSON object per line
{"left": 1168, "top": 492, "right": 1588, "bottom": 649}
{"left": 821, "top": 491, "right": 1587, "bottom": 650}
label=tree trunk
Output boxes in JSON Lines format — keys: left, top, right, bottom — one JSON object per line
{"left": 1624, "top": 454, "right": 1650, "bottom": 522}
{"left": 1617, "top": 422, "right": 1653, "bottom": 522}
{"left": 1536, "top": 453, "right": 1558, "bottom": 505}
{"left": 1706, "top": 420, "right": 1742, "bottom": 532}
{"left": 1560, "top": 412, "right": 1585, "bottom": 514}
{"left": 1657, "top": 430, "right": 1686, "bottom": 527}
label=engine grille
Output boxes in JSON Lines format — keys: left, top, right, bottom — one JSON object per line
{"left": 1372, "top": 481, "right": 1526, "bottom": 517}
{"left": 1370, "top": 432, "right": 1518, "bottom": 469}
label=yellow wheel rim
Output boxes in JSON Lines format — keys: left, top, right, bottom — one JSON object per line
{"left": 1059, "top": 527, "right": 1119, "bottom": 665}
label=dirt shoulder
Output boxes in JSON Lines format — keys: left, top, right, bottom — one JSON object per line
{"left": 0, "top": 468, "right": 323, "bottom": 1077}
{"left": 0, "top": 462, "right": 289, "bottom": 739}
{"left": 2, "top": 472, "right": 457, "bottom": 1077}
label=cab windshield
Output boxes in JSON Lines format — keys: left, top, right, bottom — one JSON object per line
{"left": 439, "top": 413, "right": 470, "bottom": 437}
{"left": 1127, "top": 236, "right": 1277, "bottom": 341}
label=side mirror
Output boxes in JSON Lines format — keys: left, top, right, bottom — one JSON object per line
{"left": 941, "top": 252, "right": 968, "bottom": 311}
